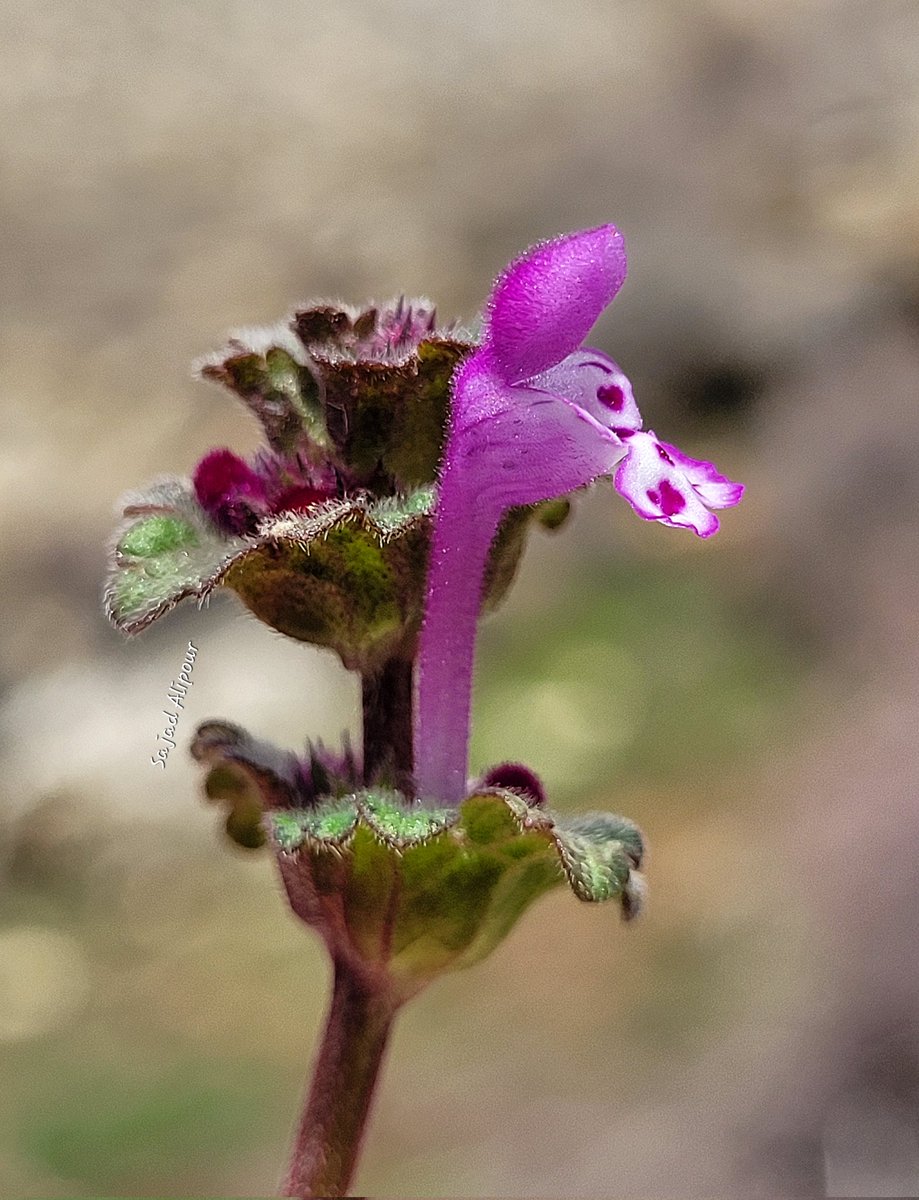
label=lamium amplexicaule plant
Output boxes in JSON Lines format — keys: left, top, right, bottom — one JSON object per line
{"left": 105, "top": 226, "right": 742, "bottom": 1197}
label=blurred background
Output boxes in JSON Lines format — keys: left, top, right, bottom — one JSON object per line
{"left": 2, "top": 0, "right": 919, "bottom": 1194}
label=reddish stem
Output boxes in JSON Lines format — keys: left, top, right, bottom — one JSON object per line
{"left": 362, "top": 656, "right": 414, "bottom": 787}
{"left": 282, "top": 964, "right": 399, "bottom": 1198}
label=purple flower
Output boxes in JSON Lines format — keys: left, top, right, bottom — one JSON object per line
{"left": 192, "top": 447, "right": 335, "bottom": 536}
{"left": 414, "top": 225, "right": 743, "bottom": 803}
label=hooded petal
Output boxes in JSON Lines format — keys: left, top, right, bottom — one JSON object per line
{"left": 485, "top": 225, "right": 627, "bottom": 385}
{"left": 613, "top": 431, "right": 737, "bottom": 538}
{"left": 530, "top": 347, "right": 643, "bottom": 433}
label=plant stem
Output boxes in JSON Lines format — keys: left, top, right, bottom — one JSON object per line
{"left": 362, "top": 656, "right": 414, "bottom": 785}
{"left": 283, "top": 964, "right": 399, "bottom": 1198}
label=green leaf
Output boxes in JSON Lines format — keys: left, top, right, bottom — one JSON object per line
{"left": 268, "top": 788, "right": 645, "bottom": 997}
{"left": 224, "top": 512, "right": 427, "bottom": 671}
{"left": 106, "top": 484, "right": 434, "bottom": 670}
{"left": 561, "top": 811, "right": 644, "bottom": 867}
{"left": 105, "top": 479, "right": 249, "bottom": 635}
{"left": 315, "top": 338, "right": 468, "bottom": 490}
{"left": 106, "top": 467, "right": 562, "bottom": 672}
{"left": 118, "top": 514, "right": 198, "bottom": 556}
{"left": 389, "top": 793, "right": 563, "bottom": 981}
{"left": 551, "top": 812, "right": 643, "bottom": 903}
{"left": 273, "top": 801, "right": 359, "bottom": 850}
{"left": 365, "top": 486, "right": 435, "bottom": 539}
{"left": 192, "top": 721, "right": 303, "bottom": 849}
{"left": 357, "top": 790, "right": 457, "bottom": 848}
{"left": 198, "top": 329, "right": 327, "bottom": 456}
{"left": 202, "top": 765, "right": 266, "bottom": 849}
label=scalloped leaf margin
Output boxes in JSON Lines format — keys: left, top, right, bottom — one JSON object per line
{"left": 105, "top": 478, "right": 435, "bottom": 636}
{"left": 270, "top": 788, "right": 644, "bottom": 910}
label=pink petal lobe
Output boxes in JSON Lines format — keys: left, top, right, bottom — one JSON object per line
{"left": 530, "top": 347, "right": 643, "bottom": 433}
{"left": 485, "top": 225, "right": 628, "bottom": 384}
{"left": 657, "top": 440, "right": 745, "bottom": 508}
{"left": 613, "top": 430, "right": 722, "bottom": 537}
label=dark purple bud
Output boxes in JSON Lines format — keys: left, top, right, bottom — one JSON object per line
{"left": 193, "top": 448, "right": 269, "bottom": 535}
{"left": 479, "top": 761, "right": 547, "bottom": 807}
{"left": 293, "top": 306, "right": 352, "bottom": 345}
{"left": 271, "top": 484, "right": 333, "bottom": 514}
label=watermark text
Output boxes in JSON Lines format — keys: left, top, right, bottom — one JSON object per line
{"left": 151, "top": 641, "right": 198, "bottom": 768}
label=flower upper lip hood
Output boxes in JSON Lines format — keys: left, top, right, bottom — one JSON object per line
{"left": 485, "top": 224, "right": 628, "bottom": 385}
{"left": 414, "top": 224, "right": 744, "bottom": 804}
